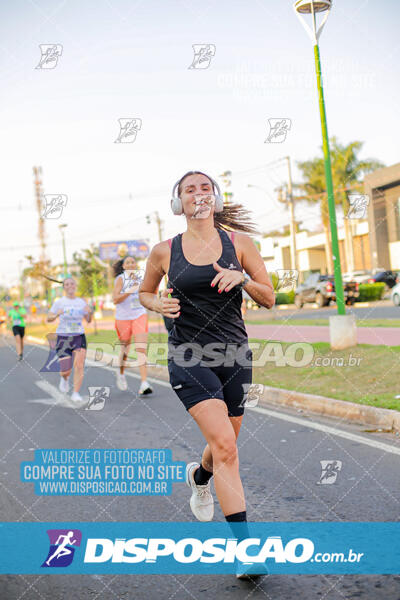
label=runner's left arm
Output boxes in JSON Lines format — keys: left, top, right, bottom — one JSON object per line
{"left": 83, "top": 303, "right": 93, "bottom": 323}
{"left": 232, "top": 233, "right": 275, "bottom": 309}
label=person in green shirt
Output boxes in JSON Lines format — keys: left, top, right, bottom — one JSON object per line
{"left": 8, "top": 301, "right": 27, "bottom": 361}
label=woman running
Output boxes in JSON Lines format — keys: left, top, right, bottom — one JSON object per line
{"left": 113, "top": 256, "right": 153, "bottom": 395}
{"left": 47, "top": 276, "right": 92, "bottom": 402}
{"left": 139, "top": 171, "right": 274, "bottom": 573}
{"left": 8, "top": 300, "right": 27, "bottom": 361}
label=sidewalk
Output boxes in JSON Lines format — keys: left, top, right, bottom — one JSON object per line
{"left": 93, "top": 318, "right": 399, "bottom": 346}
{"left": 245, "top": 324, "right": 399, "bottom": 346}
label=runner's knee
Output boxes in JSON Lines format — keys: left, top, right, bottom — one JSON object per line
{"left": 210, "top": 434, "right": 238, "bottom": 465}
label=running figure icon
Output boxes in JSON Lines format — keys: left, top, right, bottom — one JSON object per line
{"left": 45, "top": 531, "right": 77, "bottom": 566}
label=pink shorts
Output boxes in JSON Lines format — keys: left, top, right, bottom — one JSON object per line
{"left": 115, "top": 313, "right": 148, "bottom": 342}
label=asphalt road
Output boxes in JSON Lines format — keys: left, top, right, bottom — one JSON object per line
{"left": 1, "top": 336, "right": 400, "bottom": 599}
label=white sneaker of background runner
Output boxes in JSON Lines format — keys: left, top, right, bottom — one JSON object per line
{"left": 59, "top": 377, "right": 69, "bottom": 393}
{"left": 185, "top": 462, "right": 214, "bottom": 522}
{"left": 139, "top": 380, "right": 153, "bottom": 395}
{"left": 116, "top": 372, "right": 128, "bottom": 391}
{"left": 70, "top": 391, "right": 83, "bottom": 403}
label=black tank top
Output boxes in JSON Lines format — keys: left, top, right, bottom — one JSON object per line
{"left": 167, "top": 228, "right": 248, "bottom": 347}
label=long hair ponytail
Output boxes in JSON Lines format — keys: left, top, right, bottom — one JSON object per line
{"left": 177, "top": 170, "right": 259, "bottom": 235}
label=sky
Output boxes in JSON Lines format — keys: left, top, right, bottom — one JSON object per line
{"left": 1, "top": 0, "right": 399, "bottom": 286}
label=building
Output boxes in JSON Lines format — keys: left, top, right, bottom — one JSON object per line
{"left": 259, "top": 220, "right": 370, "bottom": 281}
{"left": 364, "top": 162, "right": 400, "bottom": 271}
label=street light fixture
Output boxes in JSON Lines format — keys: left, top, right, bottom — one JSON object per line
{"left": 58, "top": 224, "right": 68, "bottom": 277}
{"left": 293, "top": 0, "right": 345, "bottom": 317}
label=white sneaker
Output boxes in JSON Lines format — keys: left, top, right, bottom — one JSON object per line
{"left": 236, "top": 570, "right": 264, "bottom": 580}
{"left": 59, "top": 377, "right": 69, "bottom": 393}
{"left": 70, "top": 391, "right": 83, "bottom": 403}
{"left": 235, "top": 561, "right": 268, "bottom": 580}
{"left": 139, "top": 380, "right": 153, "bottom": 395}
{"left": 185, "top": 462, "right": 214, "bottom": 522}
{"left": 116, "top": 372, "right": 128, "bottom": 391}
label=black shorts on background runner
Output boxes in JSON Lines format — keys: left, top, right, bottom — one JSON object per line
{"left": 55, "top": 334, "right": 87, "bottom": 358}
{"left": 12, "top": 325, "right": 25, "bottom": 338}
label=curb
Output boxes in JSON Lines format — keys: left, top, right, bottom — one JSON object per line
{"left": 270, "top": 301, "right": 373, "bottom": 311}
{"left": 261, "top": 386, "right": 400, "bottom": 433}
{"left": 22, "top": 335, "right": 400, "bottom": 433}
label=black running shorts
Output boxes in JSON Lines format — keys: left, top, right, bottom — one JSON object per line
{"left": 167, "top": 344, "right": 253, "bottom": 417}
{"left": 12, "top": 325, "right": 25, "bottom": 338}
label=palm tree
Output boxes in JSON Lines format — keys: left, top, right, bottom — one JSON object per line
{"left": 297, "top": 138, "right": 384, "bottom": 273}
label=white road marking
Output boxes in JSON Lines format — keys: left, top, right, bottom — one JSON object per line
{"left": 85, "top": 359, "right": 172, "bottom": 388}
{"left": 250, "top": 405, "right": 400, "bottom": 457}
{"left": 32, "top": 380, "right": 86, "bottom": 409}
{"left": 31, "top": 342, "right": 400, "bottom": 455}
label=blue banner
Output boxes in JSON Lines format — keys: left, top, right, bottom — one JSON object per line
{"left": 99, "top": 240, "right": 149, "bottom": 260}
{"left": 0, "top": 522, "right": 399, "bottom": 574}
{"left": 20, "top": 449, "right": 185, "bottom": 496}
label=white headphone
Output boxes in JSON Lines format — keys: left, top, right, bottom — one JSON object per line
{"left": 170, "top": 171, "right": 224, "bottom": 215}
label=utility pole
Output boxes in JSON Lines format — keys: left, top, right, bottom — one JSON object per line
{"left": 59, "top": 224, "right": 68, "bottom": 277}
{"left": 18, "top": 260, "right": 24, "bottom": 302}
{"left": 91, "top": 249, "right": 99, "bottom": 335}
{"left": 33, "top": 167, "right": 46, "bottom": 263}
{"left": 154, "top": 211, "right": 163, "bottom": 242}
{"left": 146, "top": 211, "right": 167, "bottom": 289}
{"left": 146, "top": 211, "right": 164, "bottom": 243}
{"left": 33, "top": 166, "right": 49, "bottom": 304}
{"left": 219, "top": 170, "right": 233, "bottom": 205}
{"left": 285, "top": 156, "right": 298, "bottom": 272}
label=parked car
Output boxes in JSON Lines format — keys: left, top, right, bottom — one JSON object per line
{"left": 367, "top": 270, "right": 399, "bottom": 289}
{"left": 391, "top": 282, "right": 400, "bottom": 306}
{"left": 342, "top": 270, "right": 372, "bottom": 285}
{"left": 294, "top": 273, "right": 360, "bottom": 309}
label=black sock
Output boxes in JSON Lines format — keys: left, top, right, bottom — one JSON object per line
{"left": 225, "top": 510, "right": 247, "bottom": 522}
{"left": 225, "top": 511, "right": 250, "bottom": 541}
{"left": 194, "top": 464, "right": 213, "bottom": 486}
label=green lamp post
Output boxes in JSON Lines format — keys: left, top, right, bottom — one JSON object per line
{"left": 294, "top": 0, "right": 345, "bottom": 316}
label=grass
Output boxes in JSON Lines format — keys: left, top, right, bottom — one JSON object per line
{"left": 22, "top": 324, "right": 400, "bottom": 412}
{"left": 249, "top": 340, "right": 400, "bottom": 412}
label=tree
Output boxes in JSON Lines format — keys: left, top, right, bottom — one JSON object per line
{"left": 72, "top": 246, "right": 108, "bottom": 299}
{"left": 25, "top": 256, "right": 58, "bottom": 303}
{"left": 297, "top": 138, "right": 384, "bottom": 273}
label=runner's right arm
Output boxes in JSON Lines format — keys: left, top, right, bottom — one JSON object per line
{"left": 112, "top": 275, "right": 136, "bottom": 305}
{"left": 139, "top": 242, "right": 180, "bottom": 319}
{"left": 47, "top": 300, "right": 63, "bottom": 322}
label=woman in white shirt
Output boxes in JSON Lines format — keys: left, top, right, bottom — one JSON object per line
{"left": 112, "top": 256, "right": 153, "bottom": 395}
{"left": 47, "top": 277, "right": 92, "bottom": 402}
